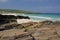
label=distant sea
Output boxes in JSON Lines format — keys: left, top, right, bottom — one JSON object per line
{"left": 19, "top": 13, "right": 60, "bottom": 22}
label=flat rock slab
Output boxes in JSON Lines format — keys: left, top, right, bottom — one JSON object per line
{"left": 0, "top": 29, "right": 33, "bottom": 40}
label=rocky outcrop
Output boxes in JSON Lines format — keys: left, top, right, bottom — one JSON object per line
{"left": 0, "top": 14, "right": 30, "bottom": 25}
{"left": 0, "top": 20, "right": 60, "bottom": 40}
{"left": 0, "top": 29, "right": 33, "bottom": 40}
{"left": 0, "top": 22, "right": 18, "bottom": 31}
{"left": 16, "top": 16, "right": 30, "bottom": 19}
{"left": 0, "top": 14, "right": 30, "bottom": 19}
{"left": 20, "top": 20, "right": 60, "bottom": 40}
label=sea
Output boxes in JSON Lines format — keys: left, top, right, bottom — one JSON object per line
{"left": 19, "top": 13, "right": 60, "bottom": 22}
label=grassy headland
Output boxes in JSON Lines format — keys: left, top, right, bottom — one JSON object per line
{"left": 0, "top": 9, "right": 38, "bottom": 14}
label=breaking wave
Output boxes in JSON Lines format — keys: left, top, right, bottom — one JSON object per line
{"left": 20, "top": 14, "right": 60, "bottom": 22}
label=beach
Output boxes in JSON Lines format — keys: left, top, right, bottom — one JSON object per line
{"left": 0, "top": 0, "right": 60, "bottom": 39}
{"left": 0, "top": 13, "right": 60, "bottom": 40}
{"left": 0, "top": 19, "right": 60, "bottom": 40}
{"left": 16, "top": 19, "right": 40, "bottom": 24}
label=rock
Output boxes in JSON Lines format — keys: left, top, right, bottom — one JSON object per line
{"left": 0, "top": 29, "right": 33, "bottom": 40}
{"left": 31, "top": 26, "right": 58, "bottom": 40}
{"left": 16, "top": 36, "right": 33, "bottom": 40}
{"left": 16, "top": 16, "right": 30, "bottom": 19}
{"left": 15, "top": 24, "right": 24, "bottom": 29}
{"left": 32, "top": 32, "right": 48, "bottom": 40}
{"left": 48, "top": 35, "right": 60, "bottom": 40}
{"left": 0, "top": 22, "right": 18, "bottom": 30}
{"left": 0, "top": 19, "right": 60, "bottom": 40}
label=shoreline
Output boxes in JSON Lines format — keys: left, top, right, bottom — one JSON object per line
{"left": 0, "top": 18, "right": 60, "bottom": 40}
{"left": 16, "top": 19, "right": 60, "bottom": 24}
{"left": 16, "top": 19, "right": 40, "bottom": 24}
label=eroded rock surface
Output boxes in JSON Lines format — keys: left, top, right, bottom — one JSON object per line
{"left": 0, "top": 20, "right": 60, "bottom": 40}
{"left": 0, "top": 29, "right": 33, "bottom": 40}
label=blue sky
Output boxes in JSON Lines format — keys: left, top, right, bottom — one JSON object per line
{"left": 0, "top": 0, "right": 60, "bottom": 13}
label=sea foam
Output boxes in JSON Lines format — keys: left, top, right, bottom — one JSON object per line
{"left": 20, "top": 14, "right": 60, "bottom": 22}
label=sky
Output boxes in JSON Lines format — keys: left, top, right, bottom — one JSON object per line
{"left": 0, "top": 0, "right": 60, "bottom": 13}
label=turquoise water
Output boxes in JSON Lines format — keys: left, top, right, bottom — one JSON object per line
{"left": 19, "top": 13, "right": 60, "bottom": 21}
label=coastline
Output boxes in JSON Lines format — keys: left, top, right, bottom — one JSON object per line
{"left": 0, "top": 13, "right": 60, "bottom": 40}
{"left": 22, "top": 13, "right": 60, "bottom": 22}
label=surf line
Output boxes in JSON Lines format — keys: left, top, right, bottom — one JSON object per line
{"left": 19, "top": 14, "right": 53, "bottom": 20}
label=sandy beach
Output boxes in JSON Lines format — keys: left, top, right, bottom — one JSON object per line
{"left": 16, "top": 19, "right": 40, "bottom": 24}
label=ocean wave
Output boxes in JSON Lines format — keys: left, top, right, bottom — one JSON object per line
{"left": 21, "top": 14, "right": 52, "bottom": 19}
{"left": 20, "top": 14, "right": 60, "bottom": 21}
{"left": 29, "top": 16, "right": 52, "bottom": 19}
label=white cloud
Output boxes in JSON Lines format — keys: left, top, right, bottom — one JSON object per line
{"left": 0, "top": 0, "right": 8, "bottom": 2}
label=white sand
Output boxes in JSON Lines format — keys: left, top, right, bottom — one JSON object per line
{"left": 16, "top": 19, "right": 40, "bottom": 24}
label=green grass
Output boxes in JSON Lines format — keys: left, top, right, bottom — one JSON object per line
{"left": 0, "top": 9, "right": 38, "bottom": 14}
{"left": 24, "top": 26, "right": 32, "bottom": 30}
